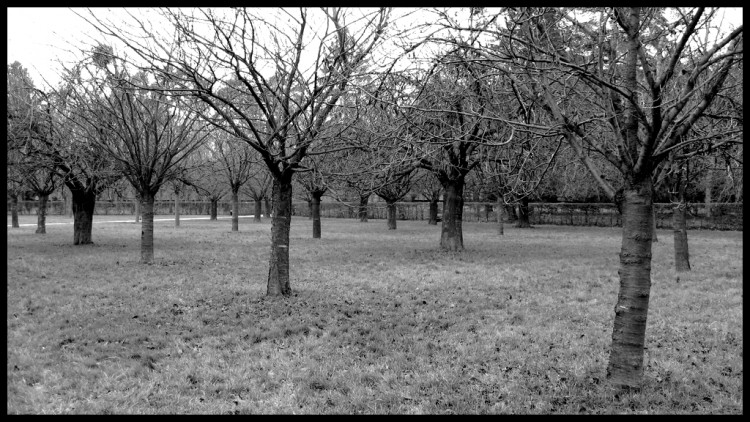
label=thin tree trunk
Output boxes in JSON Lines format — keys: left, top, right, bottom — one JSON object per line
{"left": 231, "top": 189, "right": 239, "bottom": 232}
{"left": 428, "top": 199, "right": 438, "bottom": 225}
{"left": 358, "top": 194, "right": 369, "bottom": 222}
{"left": 516, "top": 197, "right": 531, "bottom": 228}
{"left": 267, "top": 178, "right": 293, "bottom": 296}
{"left": 10, "top": 193, "right": 20, "bottom": 228}
{"left": 496, "top": 198, "right": 504, "bottom": 236}
{"left": 386, "top": 201, "right": 397, "bottom": 230}
{"left": 440, "top": 179, "right": 464, "bottom": 251}
{"left": 254, "top": 198, "right": 262, "bottom": 222}
{"left": 606, "top": 178, "right": 653, "bottom": 388}
{"left": 35, "top": 194, "right": 48, "bottom": 234}
{"left": 71, "top": 188, "right": 96, "bottom": 245}
{"left": 174, "top": 192, "right": 180, "bottom": 227}
{"left": 210, "top": 199, "right": 218, "bottom": 220}
{"left": 312, "top": 193, "right": 322, "bottom": 238}
{"left": 140, "top": 192, "right": 155, "bottom": 264}
{"left": 673, "top": 201, "right": 691, "bottom": 272}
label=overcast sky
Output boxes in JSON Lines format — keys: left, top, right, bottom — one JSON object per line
{"left": 7, "top": 7, "right": 743, "bottom": 90}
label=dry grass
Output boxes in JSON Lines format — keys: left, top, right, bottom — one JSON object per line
{"left": 6, "top": 214, "right": 743, "bottom": 414}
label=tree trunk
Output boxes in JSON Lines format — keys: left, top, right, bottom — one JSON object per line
{"left": 704, "top": 181, "right": 712, "bottom": 218}
{"left": 440, "top": 179, "right": 464, "bottom": 251}
{"left": 265, "top": 197, "right": 272, "bottom": 218}
{"left": 428, "top": 199, "right": 438, "bottom": 225}
{"left": 516, "top": 197, "right": 531, "bottom": 228}
{"left": 307, "top": 199, "right": 313, "bottom": 220}
{"left": 10, "top": 194, "right": 20, "bottom": 228}
{"left": 231, "top": 189, "right": 239, "bottom": 232}
{"left": 174, "top": 192, "right": 180, "bottom": 227}
{"left": 71, "top": 188, "right": 96, "bottom": 245}
{"left": 210, "top": 199, "right": 218, "bottom": 220}
{"left": 134, "top": 198, "right": 141, "bottom": 223}
{"left": 358, "top": 194, "right": 369, "bottom": 222}
{"left": 673, "top": 202, "right": 691, "bottom": 272}
{"left": 312, "top": 193, "right": 322, "bottom": 238}
{"left": 386, "top": 201, "right": 397, "bottom": 230}
{"left": 496, "top": 198, "right": 504, "bottom": 236}
{"left": 267, "top": 178, "right": 293, "bottom": 296}
{"left": 606, "top": 178, "right": 653, "bottom": 388}
{"left": 140, "top": 192, "right": 155, "bottom": 264}
{"left": 484, "top": 204, "right": 492, "bottom": 222}
{"left": 254, "top": 198, "right": 262, "bottom": 222}
{"left": 35, "top": 194, "right": 48, "bottom": 234}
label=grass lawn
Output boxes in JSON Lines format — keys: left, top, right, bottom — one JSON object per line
{"left": 6, "top": 215, "right": 743, "bottom": 414}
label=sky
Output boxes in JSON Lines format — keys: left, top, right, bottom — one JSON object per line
{"left": 7, "top": 7, "right": 744, "bottom": 90}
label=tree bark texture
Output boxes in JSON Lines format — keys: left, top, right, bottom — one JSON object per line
{"left": 35, "top": 194, "right": 48, "bottom": 234}
{"left": 10, "top": 194, "right": 20, "bottom": 228}
{"left": 307, "top": 200, "right": 313, "bottom": 220}
{"left": 440, "top": 180, "right": 464, "bottom": 251}
{"left": 606, "top": 178, "right": 653, "bottom": 388}
{"left": 254, "top": 199, "right": 262, "bottom": 222}
{"left": 140, "top": 192, "right": 155, "bottom": 264}
{"left": 428, "top": 200, "right": 439, "bottom": 225}
{"left": 71, "top": 188, "right": 96, "bottom": 245}
{"left": 210, "top": 199, "right": 218, "bottom": 220}
{"left": 386, "top": 201, "right": 397, "bottom": 230}
{"left": 673, "top": 202, "right": 691, "bottom": 272}
{"left": 267, "top": 178, "right": 293, "bottom": 296}
{"left": 358, "top": 194, "right": 369, "bottom": 222}
{"left": 496, "top": 198, "right": 504, "bottom": 236}
{"left": 231, "top": 190, "right": 239, "bottom": 232}
{"left": 516, "top": 197, "right": 531, "bottom": 228}
{"left": 312, "top": 193, "right": 322, "bottom": 238}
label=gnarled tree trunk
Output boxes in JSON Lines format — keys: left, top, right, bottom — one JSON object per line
{"left": 440, "top": 179, "right": 464, "bottom": 251}
{"left": 606, "top": 177, "right": 653, "bottom": 388}
{"left": 358, "top": 194, "right": 369, "bottom": 222}
{"left": 267, "top": 178, "right": 293, "bottom": 296}
{"left": 673, "top": 202, "right": 690, "bottom": 272}
{"left": 71, "top": 188, "right": 96, "bottom": 245}
{"left": 35, "top": 194, "right": 48, "bottom": 234}
{"left": 140, "top": 192, "right": 155, "bottom": 264}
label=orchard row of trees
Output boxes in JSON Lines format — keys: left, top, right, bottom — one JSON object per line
{"left": 7, "top": 8, "right": 742, "bottom": 389}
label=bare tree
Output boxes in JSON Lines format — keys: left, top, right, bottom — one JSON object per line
{"left": 84, "top": 7, "right": 390, "bottom": 294}
{"left": 456, "top": 7, "right": 742, "bottom": 387}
